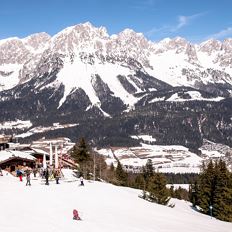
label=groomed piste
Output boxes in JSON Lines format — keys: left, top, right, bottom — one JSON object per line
{"left": 0, "top": 170, "right": 231, "bottom": 232}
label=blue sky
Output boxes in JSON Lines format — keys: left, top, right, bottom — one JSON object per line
{"left": 0, "top": 0, "right": 232, "bottom": 42}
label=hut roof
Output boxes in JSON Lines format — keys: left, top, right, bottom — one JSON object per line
{"left": 0, "top": 150, "right": 36, "bottom": 164}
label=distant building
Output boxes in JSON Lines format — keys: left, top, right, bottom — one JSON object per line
{"left": 0, "top": 135, "right": 11, "bottom": 151}
{"left": 0, "top": 136, "right": 76, "bottom": 171}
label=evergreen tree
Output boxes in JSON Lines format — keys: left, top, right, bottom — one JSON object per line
{"left": 189, "top": 181, "right": 199, "bottom": 207}
{"left": 70, "top": 137, "right": 91, "bottom": 176}
{"left": 145, "top": 159, "right": 154, "bottom": 178}
{"left": 196, "top": 160, "right": 215, "bottom": 214}
{"left": 95, "top": 154, "right": 107, "bottom": 180}
{"left": 142, "top": 159, "right": 154, "bottom": 189}
{"left": 134, "top": 174, "right": 146, "bottom": 190}
{"left": 105, "top": 163, "right": 116, "bottom": 183}
{"left": 147, "top": 172, "right": 170, "bottom": 205}
{"left": 193, "top": 160, "right": 232, "bottom": 222}
{"left": 115, "top": 160, "right": 128, "bottom": 186}
{"left": 213, "top": 160, "right": 232, "bottom": 222}
{"left": 174, "top": 187, "right": 189, "bottom": 201}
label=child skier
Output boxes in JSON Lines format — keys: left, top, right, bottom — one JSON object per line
{"left": 73, "top": 209, "right": 81, "bottom": 220}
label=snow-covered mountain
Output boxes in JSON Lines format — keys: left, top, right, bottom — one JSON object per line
{"left": 0, "top": 33, "right": 51, "bottom": 90}
{"left": 1, "top": 22, "right": 231, "bottom": 97}
{"left": 0, "top": 22, "right": 232, "bottom": 150}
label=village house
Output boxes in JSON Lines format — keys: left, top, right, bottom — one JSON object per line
{"left": 0, "top": 150, "right": 36, "bottom": 172}
{"left": 0, "top": 135, "right": 11, "bottom": 150}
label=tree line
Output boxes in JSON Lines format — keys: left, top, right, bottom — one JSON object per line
{"left": 189, "top": 159, "right": 232, "bottom": 222}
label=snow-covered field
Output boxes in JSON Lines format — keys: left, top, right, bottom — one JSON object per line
{"left": 15, "top": 123, "right": 78, "bottom": 138}
{"left": 0, "top": 171, "right": 231, "bottom": 232}
{"left": 97, "top": 143, "right": 203, "bottom": 173}
{"left": 0, "top": 120, "right": 32, "bottom": 130}
{"left": 0, "top": 120, "right": 78, "bottom": 138}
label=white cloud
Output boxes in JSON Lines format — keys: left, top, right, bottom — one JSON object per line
{"left": 146, "top": 12, "right": 205, "bottom": 38}
{"left": 208, "top": 27, "right": 232, "bottom": 39}
{"left": 173, "top": 12, "right": 205, "bottom": 31}
{"left": 175, "top": 15, "right": 189, "bottom": 30}
{"left": 145, "top": 25, "right": 169, "bottom": 37}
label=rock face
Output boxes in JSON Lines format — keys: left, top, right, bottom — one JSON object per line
{"left": 0, "top": 22, "right": 232, "bottom": 149}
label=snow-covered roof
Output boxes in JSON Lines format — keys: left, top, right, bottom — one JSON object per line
{"left": 30, "top": 148, "right": 49, "bottom": 156}
{"left": 0, "top": 150, "right": 36, "bottom": 163}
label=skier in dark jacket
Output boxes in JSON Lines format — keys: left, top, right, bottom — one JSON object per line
{"left": 45, "top": 168, "right": 49, "bottom": 185}
{"left": 80, "top": 176, "right": 84, "bottom": 186}
{"left": 54, "top": 170, "right": 60, "bottom": 184}
{"left": 33, "top": 168, "right": 37, "bottom": 178}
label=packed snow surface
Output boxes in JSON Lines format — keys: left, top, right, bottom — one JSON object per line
{"left": 0, "top": 172, "right": 231, "bottom": 232}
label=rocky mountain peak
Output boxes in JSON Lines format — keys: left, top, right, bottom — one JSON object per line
{"left": 0, "top": 37, "right": 29, "bottom": 65}
{"left": 116, "top": 28, "right": 150, "bottom": 49}
{"left": 0, "top": 32, "right": 51, "bottom": 66}
{"left": 198, "top": 39, "right": 222, "bottom": 54}
{"left": 72, "top": 22, "right": 109, "bottom": 39}
{"left": 51, "top": 22, "right": 109, "bottom": 55}
{"left": 105, "top": 28, "right": 152, "bottom": 68}
{"left": 222, "top": 38, "right": 232, "bottom": 52}
{"left": 22, "top": 32, "right": 51, "bottom": 52}
{"left": 154, "top": 36, "right": 188, "bottom": 53}
{"left": 169, "top": 37, "right": 189, "bottom": 53}
{"left": 185, "top": 43, "right": 198, "bottom": 64}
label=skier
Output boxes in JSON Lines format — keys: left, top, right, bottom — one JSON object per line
{"left": 33, "top": 168, "right": 37, "bottom": 178}
{"left": 26, "top": 171, "right": 31, "bottom": 186}
{"left": 19, "top": 172, "right": 23, "bottom": 182}
{"left": 54, "top": 170, "right": 60, "bottom": 184}
{"left": 45, "top": 168, "right": 49, "bottom": 185}
{"left": 73, "top": 209, "right": 81, "bottom": 220}
{"left": 80, "top": 176, "right": 84, "bottom": 186}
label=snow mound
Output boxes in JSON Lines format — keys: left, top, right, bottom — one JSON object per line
{"left": 61, "top": 168, "right": 78, "bottom": 181}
